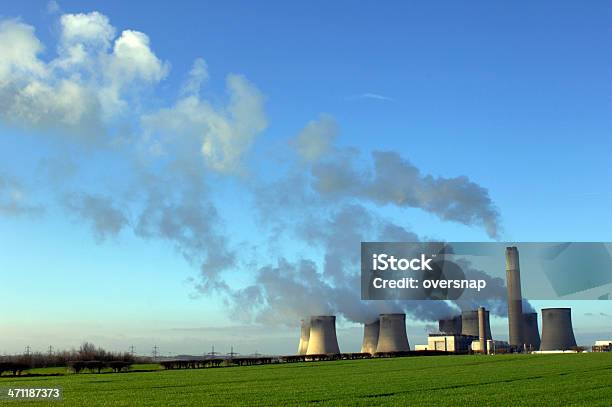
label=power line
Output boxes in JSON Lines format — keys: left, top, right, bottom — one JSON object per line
{"left": 207, "top": 345, "right": 220, "bottom": 356}
{"left": 227, "top": 346, "right": 239, "bottom": 358}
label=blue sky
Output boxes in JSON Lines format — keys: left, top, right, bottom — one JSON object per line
{"left": 1, "top": 1, "right": 611, "bottom": 355}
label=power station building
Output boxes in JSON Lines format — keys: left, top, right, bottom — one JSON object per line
{"left": 427, "top": 334, "right": 475, "bottom": 353}
{"left": 297, "top": 319, "right": 310, "bottom": 355}
{"left": 505, "top": 246, "right": 524, "bottom": 347}
{"left": 360, "top": 320, "right": 380, "bottom": 354}
{"left": 522, "top": 312, "right": 541, "bottom": 351}
{"left": 461, "top": 310, "right": 492, "bottom": 340}
{"left": 305, "top": 315, "right": 340, "bottom": 355}
{"left": 295, "top": 244, "right": 582, "bottom": 357}
{"left": 376, "top": 313, "right": 410, "bottom": 353}
{"left": 438, "top": 315, "right": 462, "bottom": 335}
{"left": 540, "top": 308, "right": 577, "bottom": 351}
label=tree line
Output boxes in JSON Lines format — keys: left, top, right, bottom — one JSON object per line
{"left": 0, "top": 342, "right": 150, "bottom": 375}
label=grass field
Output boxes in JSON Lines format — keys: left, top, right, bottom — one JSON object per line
{"left": 1, "top": 353, "right": 611, "bottom": 406}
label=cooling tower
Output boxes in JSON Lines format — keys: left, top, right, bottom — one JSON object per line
{"left": 297, "top": 319, "right": 310, "bottom": 355}
{"left": 478, "top": 307, "right": 488, "bottom": 354}
{"left": 540, "top": 308, "right": 577, "bottom": 351}
{"left": 438, "top": 315, "right": 462, "bottom": 334}
{"left": 360, "top": 320, "right": 380, "bottom": 354}
{"left": 305, "top": 315, "right": 340, "bottom": 355}
{"left": 506, "top": 246, "right": 524, "bottom": 346}
{"left": 375, "top": 313, "right": 410, "bottom": 353}
{"left": 461, "top": 310, "right": 492, "bottom": 339}
{"left": 522, "top": 312, "right": 540, "bottom": 350}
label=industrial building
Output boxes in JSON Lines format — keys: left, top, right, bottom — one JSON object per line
{"left": 460, "top": 310, "right": 492, "bottom": 340}
{"left": 471, "top": 339, "right": 512, "bottom": 354}
{"left": 295, "top": 247, "right": 581, "bottom": 358}
{"left": 426, "top": 334, "right": 476, "bottom": 353}
{"left": 592, "top": 340, "right": 612, "bottom": 352}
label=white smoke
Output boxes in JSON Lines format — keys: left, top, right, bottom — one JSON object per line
{"left": 0, "top": 10, "right": 508, "bottom": 330}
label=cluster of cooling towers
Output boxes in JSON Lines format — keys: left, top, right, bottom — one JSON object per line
{"left": 298, "top": 314, "right": 411, "bottom": 355}
{"left": 297, "top": 247, "right": 579, "bottom": 355}
{"left": 439, "top": 247, "right": 578, "bottom": 351}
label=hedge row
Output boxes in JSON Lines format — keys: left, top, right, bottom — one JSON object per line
{"left": 67, "top": 360, "right": 132, "bottom": 373}
{"left": 0, "top": 362, "right": 31, "bottom": 376}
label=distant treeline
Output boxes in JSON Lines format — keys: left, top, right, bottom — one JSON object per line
{"left": 0, "top": 342, "right": 151, "bottom": 375}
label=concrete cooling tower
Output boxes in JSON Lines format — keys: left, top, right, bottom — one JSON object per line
{"left": 506, "top": 246, "right": 524, "bottom": 347}
{"left": 461, "top": 310, "right": 492, "bottom": 339}
{"left": 522, "top": 312, "right": 541, "bottom": 350}
{"left": 297, "top": 319, "right": 310, "bottom": 355}
{"left": 360, "top": 320, "right": 380, "bottom": 354}
{"left": 540, "top": 308, "right": 577, "bottom": 351}
{"left": 438, "top": 315, "right": 462, "bottom": 335}
{"left": 375, "top": 314, "right": 410, "bottom": 353}
{"left": 305, "top": 315, "right": 340, "bottom": 355}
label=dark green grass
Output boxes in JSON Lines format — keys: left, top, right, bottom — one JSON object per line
{"left": 1, "top": 354, "right": 611, "bottom": 406}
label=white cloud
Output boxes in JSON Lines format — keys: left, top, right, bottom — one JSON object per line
{"left": 293, "top": 114, "right": 338, "bottom": 162}
{"left": 108, "top": 30, "right": 167, "bottom": 83}
{"left": 47, "top": 0, "right": 60, "bottom": 14}
{"left": 349, "top": 92, "right": 394, "bottom": 101}
{"left": 143, "top": 74, "right": 266, "bottom": 174}
{"left": 60, "top": 11, "right": 115, "bottom": 49}
{"left": 96, "top": 29, "right": 169, "bottom": 116}
{"left": 0, "top": 12, "right": 169, "bottom": 140}
{"left": 0, "top": 11, "right": 265, "bottom": 171}
{"left": 0, "top": 19, "right": 103, "bottom": 137}
{"left": 0, "top": 20, "right": 46, "bottom": 82}
{"left": 0, "top": 174, "right": 42, "bottom": 217}
{"left": 8, "top": 78, "right": 100, "bottom": 130}
{"left": 181, "top": 58, "right": 208, "bottom": 96}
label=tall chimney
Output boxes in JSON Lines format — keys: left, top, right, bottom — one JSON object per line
{"left": 297, "top": 319, "right": 310, "bottom": 355}
{"left": 522, "top": 312, "right": 541, "bottom": 351}
{"left": 461, "top": 310, "right": 492, "bottom": 339}
{"left": 376, "top": 313, "right": 410, "bottom": 353}
{"left": 306, "top": 315, "right": 340, "bottom": 355}
{"left": 360, "top": 320, "right": 380, "bottom": 354}
{"left": 478, "top": 307, "right": 488, "bottom": 354}
{"left": 506, "top": 246, "right": 523, "bottom": 346}
{"left": 540, "top": 308, "right": 577, "bottom": 351}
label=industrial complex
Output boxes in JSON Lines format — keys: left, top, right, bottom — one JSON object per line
{"left": 296, "top": 246, "right": 588, "bottom": 357}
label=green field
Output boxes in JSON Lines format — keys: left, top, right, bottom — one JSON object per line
{"left": 1, "top": 354, "right": 611, "bottom": 406}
